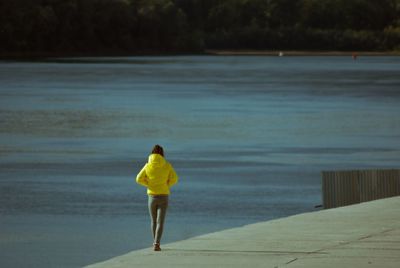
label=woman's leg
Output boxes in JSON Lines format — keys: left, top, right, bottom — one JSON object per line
{"left": 148, "top": 196, "right": 158, "bottom": 240}
{"left": 148, "top": 195, "right": 169, "bottom": 244}
{"left": 154, "top": 196, "right": 168, "bottom": 244}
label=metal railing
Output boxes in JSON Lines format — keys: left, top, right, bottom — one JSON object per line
{"left": 322, "top": 169, "right": 400, "bottom": 209}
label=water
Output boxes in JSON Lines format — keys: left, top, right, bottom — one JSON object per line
{"left": 0, "top": 56, "right": 399, "bottom": 267}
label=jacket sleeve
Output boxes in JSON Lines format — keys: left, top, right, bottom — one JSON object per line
{"left": 136, "top": 164, "right": 148, "bottom": 187}
{"left": 167, "top": 164, "right": 178, "bottom": 187}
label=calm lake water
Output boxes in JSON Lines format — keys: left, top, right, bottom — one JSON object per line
{"left": 1, "top": 56, "right": 399, "bottom": 267}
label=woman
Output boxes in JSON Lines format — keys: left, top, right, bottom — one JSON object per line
{"left": 136, "top": 145, "right": 178, "bottom": 251}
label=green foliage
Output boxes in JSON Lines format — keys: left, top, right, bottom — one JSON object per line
{"left": 0, "top": 0, "right": 399, "bottom": 56}
{"left": 384, "top": 26, "right": 400, "bottom": 50}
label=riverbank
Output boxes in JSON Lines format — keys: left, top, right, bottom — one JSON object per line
{"left": 85, "top": 196, "right": 400, "bottom": 268}
{"left": 1, "top": 49, "right": 399, "bottom": 60}
{"left": 205, "top": 49, "right": 400, "bottom": 56}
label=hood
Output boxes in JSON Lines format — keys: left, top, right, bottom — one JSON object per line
{"left": 148, "top": 154, "right": 166, "bottom": 167}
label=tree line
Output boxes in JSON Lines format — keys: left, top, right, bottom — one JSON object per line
{"left": 0, "top": 0, "right": 399, "bottom": 56}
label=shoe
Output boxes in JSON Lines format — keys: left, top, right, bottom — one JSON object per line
{"left": 153, "top": 243, "right": 161, "bottom": 251}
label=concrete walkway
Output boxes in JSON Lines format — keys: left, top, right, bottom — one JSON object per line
{"left": 85, "top": 197, "right": 400, "bottom": 268}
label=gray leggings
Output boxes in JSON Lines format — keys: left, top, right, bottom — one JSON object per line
{"left": 148, "top": 195, "right": 169, "bottom": 244}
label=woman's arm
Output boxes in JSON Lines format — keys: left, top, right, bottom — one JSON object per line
{"left": 167, "top": 165, "right": 178, "bottom": 187}
{"left": 136, "top": 164, "right": 149, "bottom": 187}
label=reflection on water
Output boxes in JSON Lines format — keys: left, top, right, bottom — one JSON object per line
{"left": 0, "top": 56, "right": 399, "bottom": 267}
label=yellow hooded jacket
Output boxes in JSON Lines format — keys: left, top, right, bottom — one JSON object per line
{"left": 136, "top": 154, "right": 178, "bottom": 195}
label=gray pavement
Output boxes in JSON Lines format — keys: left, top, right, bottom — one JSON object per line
{"left": 85, "top": 196, "right": 400, "bottom": 268}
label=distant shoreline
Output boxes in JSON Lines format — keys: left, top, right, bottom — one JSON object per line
{"left": 204, "top": 49, "right": 400, "bottom": 56}
{"left": 1, "top": 49, "right": 399, "bottom": 60}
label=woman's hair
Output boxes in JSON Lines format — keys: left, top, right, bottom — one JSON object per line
{"left": 151, "top": 144, "right": 164, "bottom": 157}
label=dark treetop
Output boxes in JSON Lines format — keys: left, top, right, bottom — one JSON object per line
{"left": 1, "top": 0, "right": 399, "bottom": 57}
